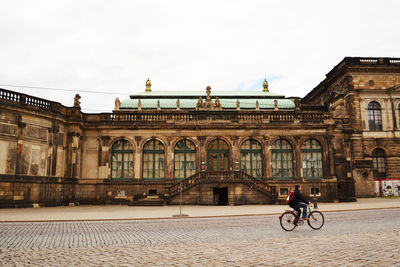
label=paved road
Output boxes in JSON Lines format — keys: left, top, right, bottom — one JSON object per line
{"left": 1, "top": 209, "right": 399, "bottom": 266}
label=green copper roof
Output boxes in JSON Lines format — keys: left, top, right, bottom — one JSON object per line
{"left": 119, "top": 89, "right": 295, "bottom": 110}
{"left": 129, "top": 90, "right": 285, "bottom": 98}
{"left": 120, "top": 98, "right": 294, "bottom": 109}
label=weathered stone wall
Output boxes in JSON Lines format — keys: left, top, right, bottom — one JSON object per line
{"left": 304, "top": 59, "right": 400, "bottom": 198}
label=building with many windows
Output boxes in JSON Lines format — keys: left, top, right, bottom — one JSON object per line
{"left": 0, "top": 57, "right": 399, "bottom": 207}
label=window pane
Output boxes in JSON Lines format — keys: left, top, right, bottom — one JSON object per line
{"left": 372, "top": 148, "right": 386, "bottom": 178}
{"left": 111, "top": 139, "right": 134, "bottom": 179}
{"left": 174, "top": 140, "right": 197, "bottom": 179}
{"left": 301, "top": 139, "right": 323, "bottom": 179}
{"left": 240, "top": 140, "right": 262, "bottom": 178}
{"left": 368, "top": 101, "right": 382, "bottom": 131}
{"left": 272, "top": 139, "right": 293, "bottom": 179}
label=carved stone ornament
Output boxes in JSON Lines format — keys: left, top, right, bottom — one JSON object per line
{"left": 196, "top": 86, "right": 222, "bottom": 110}
{"left": 73, "top": 94, "right": 81, "bottom": 108}
{"left": 368, "top": 80, "right": 375, "bottom": 87}
{"left": 114, "top": 98, "right": 120, "bottom": 110}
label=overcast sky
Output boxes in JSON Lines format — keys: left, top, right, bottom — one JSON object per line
{"left": 0, "top": 0, "right": 399, "bottom": 112}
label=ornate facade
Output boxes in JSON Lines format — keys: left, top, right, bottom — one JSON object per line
{"left": 0, "top": 57, "right": 399, "bottom": 207}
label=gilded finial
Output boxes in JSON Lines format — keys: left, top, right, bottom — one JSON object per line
{"left": 262, "top": 78, "right": 269, "bottom": 92}
{"left": 145, "top": 78, "right": 152, "bottom": 92}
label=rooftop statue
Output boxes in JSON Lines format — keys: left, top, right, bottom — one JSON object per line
{"left": 196, "top": 86, "right": 222, "bottom": 110}
{"left": 73, "top": 94, "right": 81, "bottom": 108}
{"left": 114, "top": 97, "right": 120, "bottom": 110}
{"left": 214, "top": 97, "right": 222, "bottom": 110}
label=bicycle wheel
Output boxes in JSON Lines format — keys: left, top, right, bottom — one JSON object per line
{"left": 307, "top": 211, "right": 324, "bottom": 230}
{"left": 279, "top": 211, "right": 297, "bottom": 231}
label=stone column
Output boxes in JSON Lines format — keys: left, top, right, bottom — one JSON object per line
{"left": 231, "top": 136, "right": 239, "bottom": 171}
{"left": 326, "top": 133, "right": 335, "bottom": 177}
{"left": 66, "top": 131, "right": 81, "bottom": 178}
{"left": 49, "top": 123, "right": 60, "bottom": 177}
{"left": 165, "top": 137, "right": 173, "bottom": 180}
{"left": 292, "top": 136, "right": 302, "bottom": 181}
{"left": 99, "top": 136, "right": 110, "bottom": 179}
{"left": 262, "top": 136, "right": 271, "bottom": 179}
{"left": 134, "top": 136, "right": 142, "bottom": 180}
{"left": 15, "top": 118, "right": 26, "bottom": 175}
{"left": 197, "top": 136, "right": 206, "bottom": 171}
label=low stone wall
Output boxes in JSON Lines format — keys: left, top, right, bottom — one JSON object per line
{"left": 0, "top": 175, "right": 340, "bottom": 208}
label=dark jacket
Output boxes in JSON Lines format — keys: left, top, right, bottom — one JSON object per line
{"left": 289, "top": 189, "right": 309, "bottom": 208}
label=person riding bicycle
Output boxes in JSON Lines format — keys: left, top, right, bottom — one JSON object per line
{"left": 288, "top": 185, "right": 310, "bottom": 224}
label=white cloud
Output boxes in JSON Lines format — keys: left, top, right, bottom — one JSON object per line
{"left": 0, "top": 0, "right": 399, "bottom": 112}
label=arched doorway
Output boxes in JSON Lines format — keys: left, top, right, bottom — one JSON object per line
{"left": 207, "top": 139, "right": 230, "bottom": 171}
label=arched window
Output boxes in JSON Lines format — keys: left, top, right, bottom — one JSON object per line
{"left": 207, "top": 139, "right": 230, "bottom": 171}
{"left": 372, "top": 148, "right": 386, "bottom": 178}
{"left": 111, "top": 139, "right": 133, "bottom": 179}
{"left": 301, "top": 139, "right": 323, "bottom": 179}
{"left": 174, "top": 139, "right": 196, "bottom": 179}
{"left": 143, "top": 139, "right": 165, "bottom": 180}
{"left": 368, "top": 101, "right": 382, "bottom": 131}
{"left": 271, "top": 139, "right": 293, "bottom": 180}
{"left": 240, "top": 139, "right": 262, "bottom": 178}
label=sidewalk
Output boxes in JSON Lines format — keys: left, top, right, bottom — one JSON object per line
{"left": 0, "top": 198, "right": 399, "bottom": 222}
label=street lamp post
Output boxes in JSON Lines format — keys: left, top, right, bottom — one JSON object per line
{"left": 172, "top": 180, "right": 189, "bottom": 218}
{"left": 310, "top": 161, "right": 318, "bottom": 209}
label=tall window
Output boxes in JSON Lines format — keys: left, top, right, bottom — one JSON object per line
{"left": 301, "top": 139, "right": 323, "bottom": 179}
{"left": 271, "top": 139, "right": 293, "bottom": 180}
{"left": 111, "top": 139, "right": 133, "bottom": 179}
{"left": 372, "top": 148, "right": 386, "bottom": 178}
{"left": 368, "top": 101, "right": 382, "bottom": 131}
{"left": 207, "top": 139, "right": 230, "bottom": 171}
{"left": 174, "top": 139, "right": 196, "bottom": 179}
{"left": 143, "top": 139, "right": 165, "bottom": 180}
{"left": 240, "top": 139, "right": 263, "bottom": 178}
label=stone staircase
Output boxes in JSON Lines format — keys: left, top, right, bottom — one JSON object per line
{"left": 129, "top": 196, "right": 165, "bottom": 206}
{"left": 168, "top": 171, "right": 278, "bottom": 203}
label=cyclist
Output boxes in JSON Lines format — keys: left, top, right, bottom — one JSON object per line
{"left": 289, "top": 184, "right": 310, "bottom": 224}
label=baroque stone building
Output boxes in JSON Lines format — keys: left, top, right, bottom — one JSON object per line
{"left": 0, "top": 57, "right": 399, "bottom": 207}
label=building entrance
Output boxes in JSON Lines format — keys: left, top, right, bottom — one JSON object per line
{"left": 213, "top": 187, "right": 228, "bottom": 205}
{"left": 207, "top": 139, "right": 230, "bottom": 171}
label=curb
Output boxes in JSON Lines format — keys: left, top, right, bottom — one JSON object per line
{"left": 0, "top": 206, "right": 399, "bottom": 223}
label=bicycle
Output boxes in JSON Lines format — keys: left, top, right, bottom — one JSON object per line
{"left": 279, "top": 204, "right": 325, "bottom": 231}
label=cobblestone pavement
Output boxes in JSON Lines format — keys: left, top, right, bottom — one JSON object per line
{"left": 0, "top": 209, "right": 399, "bottom": 266}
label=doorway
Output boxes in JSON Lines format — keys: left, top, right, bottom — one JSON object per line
{"left": 207, "top": 139, "right": 230, "bottom": 171}
{"left": 213, "top": 187, "right": 228, "bottom": 205}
